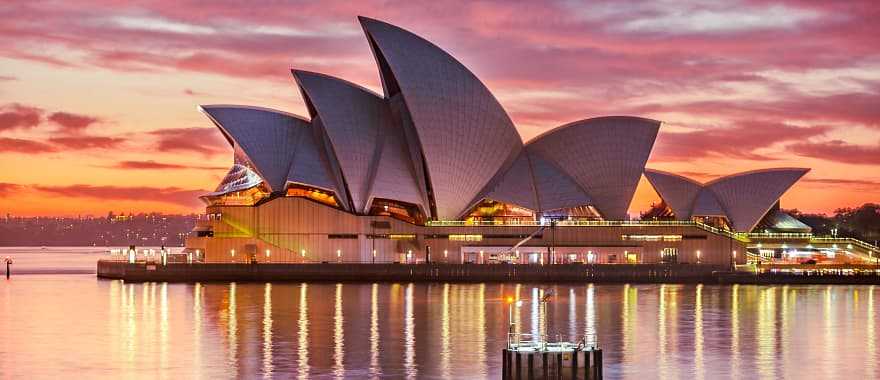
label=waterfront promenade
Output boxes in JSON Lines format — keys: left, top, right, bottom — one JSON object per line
{"left": 97, "top": 261, "right": 880, "bottom": 284}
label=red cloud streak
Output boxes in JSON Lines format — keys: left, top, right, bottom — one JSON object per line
{"left": 30, "top": 184, "right": 207, "bottom": 208}
{"left": 48, "top": 111, "right": 100, "bottom": 132}
{"left": 0, "top": 103, "right": 42, "bottom": 131}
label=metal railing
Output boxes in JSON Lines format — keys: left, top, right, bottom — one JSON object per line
{"left": 427, "top": 219, "right": 749, "bottom": 241}
{"left": 745, "top": 232, "right": 813, "bottom": 239}
{"left": 507, "top": 333, "right": 599, "bottom": 351}
{"left": 810, "top": 237, "right": 879, "bottom": 254}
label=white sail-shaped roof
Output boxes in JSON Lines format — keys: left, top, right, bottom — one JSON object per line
{"left": 645, "top": 168, "right": 809, "bottom": 231}
{"left": 286, "top": 123, "right": 343, "bottom": 198}
{"left": 360, "top": 16, "right": 523, "bottom": 220}
{"left": 644, "top": 169, "right": 703, "bottom": 220}
{"left": 527, "top": 116, "right": 661, "bottom": 220}
{"left": 691, "top": 188, "right": 726, "bottom": 217}
{"left": 706, "top": 168, "right": 809, "bottom": 232}
{"left": 293, "top": 70, "right": 388, "bottom": 212}
{"left": 528, "top": 152, "right": 592, "bottom": 212}
{"left": 482, "top": 152, "right": 539, "bottom": 211}
{"left": 200, "top": 105, "right": 306, "bottom": 193}
{"left": 368, "top": 116, "right": 429, "bottom": 213}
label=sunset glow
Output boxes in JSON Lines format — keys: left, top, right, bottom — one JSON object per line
{"left": 1, "top": 1, "right": 877, "bottom": 216}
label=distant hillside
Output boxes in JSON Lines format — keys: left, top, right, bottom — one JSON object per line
{"left": 0, "top": 213, "right": 198, "bottom": 247}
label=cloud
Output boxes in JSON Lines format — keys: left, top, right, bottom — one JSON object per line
{"left": 183, "top": 88, "right": 206, "bottom": 96}
{"left": 148, "top": 127, "right": 228, "bottom": 156}
{"left": 48, "top": 136, "right": 125, "bottom": 149}
{"left": 110, "top": 160, "right": 226, "bottom": 170}
{"left": 0, "top": 103, "right": 43, "bottom": 131}
{"left": 48, "top": 111, "right": 100, "bottom": 132}
{"left": 0, "top": 183, "right": 24, "bottom": 196}
{"left": 789, "top": 140, "right": 880, "bottom": 165}
{"left": 0, "top": 137, "right": 57, "bottom": 153}
{"left": 612, "top": 3, "right": 820, "bottom": 35}
{"left": 802, "top": 177, "right": 880, "bottom": 188}
{"left": 650, "top": 121, "right": 829, "bottom": 162}
{"left": 31, "top": 184, "right": 207, "bottom": 208}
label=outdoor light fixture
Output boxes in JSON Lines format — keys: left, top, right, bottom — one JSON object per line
{"left": 337, "top": 249, "right": 341, "bottom": 257}
{"left": 231, "top": 249, "right": 235, "bottom": 257}
{"left": 301, "top": 249, "right": 306, "bottom": 257}
{"left": 266, "top": 249, "right": 271, "bottom": 257}
{"left": 443, "top": 249, "right": 448, "bottom": 258}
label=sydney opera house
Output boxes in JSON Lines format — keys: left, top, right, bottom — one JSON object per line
{"left": 184, "top": 17, "right": 847, "bottom": 266}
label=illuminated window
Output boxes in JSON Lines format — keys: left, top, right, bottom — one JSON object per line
{"left": 369, "top": 198, "right": 424, "bottom": 224}
{"left": 626, "top": 252, "right": 639, "bottom": 263}
{"left": 661, "top": 248, "right": 678, "bottom": 263}
{"left": 389, "top": 234, "right": 416, "bottom": 240}
{"left": 202, "top": 184, "right": 270, "bottom": 206}
{"left": 449, "top": 234, "right": 483, "bottom": 242}
{"left": 465, "top": 199, "right": 535, "bottom": 224}
{"left": 286, "top": 184, "right": 339, "bottom": 207}
{"left": 621, "top": 234, "right": 682, "bottom": 242}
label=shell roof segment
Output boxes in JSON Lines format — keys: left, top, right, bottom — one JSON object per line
{"left": 360, "top": 16, "right": 523, "bottom": 220}
{"left": 200, "top": 105, "right": 307, "bottom": 193}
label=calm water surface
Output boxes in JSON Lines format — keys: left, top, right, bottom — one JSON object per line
{"left": 1, "top": 248, "right": 878, "bottom": 379}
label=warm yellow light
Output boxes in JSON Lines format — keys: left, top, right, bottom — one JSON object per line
{"left": 506, "top": 296, "right": 514, "bottom": 304}
{"left": 337, "top": 249, "right": 341, "bottom": 257}
{"left": 301, "top": 249, "right": 306, "bottom": 257}
{"left": 372, "top": 249, "right": 377, "bottom": 257}
{"left": 266, "top": 249, "right": 271, "bottom": 257}
{"left": 231, "top": 249, "right": 235, "bottom": 257}
{"left": 443, "top": 249, "right": 448, "bottom": 257}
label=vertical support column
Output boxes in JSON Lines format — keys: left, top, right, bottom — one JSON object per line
{"left": 593, "top": 349, "right": 603, "bottom": 379}
{"left": 584, "top": 350, "right": 592, "bottom": 380}
{"left": 556, "top": 352, "right": 563, "bottom": 380}
{"left": 516, "top": 352, "right": 522, "bottom": 380}
{"left": 502, "top": 349, "right": 509, "bottom": 379}
{"left": 528, "top": 353, "right": 534, "bottom": 380}
{"left": 571, "top": 349, "right": 578, "bottom": 379}
{"left": 542, "top": 352, "right": 549, "bottom": 379}
{"left": 507, "top": 349, "right": 513, "bottom": 379}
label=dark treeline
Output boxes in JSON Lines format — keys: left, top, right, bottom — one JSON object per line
{"left": 785, "top": 203, "right": 880, "bottom": 244}
{"left": 0, "top": 212, "right": 198, "bottom": 247}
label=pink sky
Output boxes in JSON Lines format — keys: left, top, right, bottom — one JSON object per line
{"left": 0, "top": 0, "right": 878, "bottom": 217}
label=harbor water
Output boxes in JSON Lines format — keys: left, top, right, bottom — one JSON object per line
{"left": 1, "top": 247, "right": 879, "bottom": 379}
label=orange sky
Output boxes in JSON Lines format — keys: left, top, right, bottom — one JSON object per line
{"left": 0, "top": 1, "right": 878, "bottom": 217}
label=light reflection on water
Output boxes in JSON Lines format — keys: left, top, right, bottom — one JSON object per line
{"left": 2, "top": 275, "right": 880, "bottom": 379}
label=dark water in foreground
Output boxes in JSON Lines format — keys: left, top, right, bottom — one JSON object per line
{"left": 1, "top": 248, "right": 879, "bottom": 379}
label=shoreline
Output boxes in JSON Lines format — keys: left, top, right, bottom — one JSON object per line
{"left": 96, "top": 261, "right": 880, "bottom": 285}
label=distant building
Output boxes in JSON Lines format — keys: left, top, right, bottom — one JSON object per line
{"left": 185, "top": 17, "right": 838, "bottom": 265}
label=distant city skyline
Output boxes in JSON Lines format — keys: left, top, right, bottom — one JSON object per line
{"left": 1, "top": 1, "right": 878, "bottom": 217}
